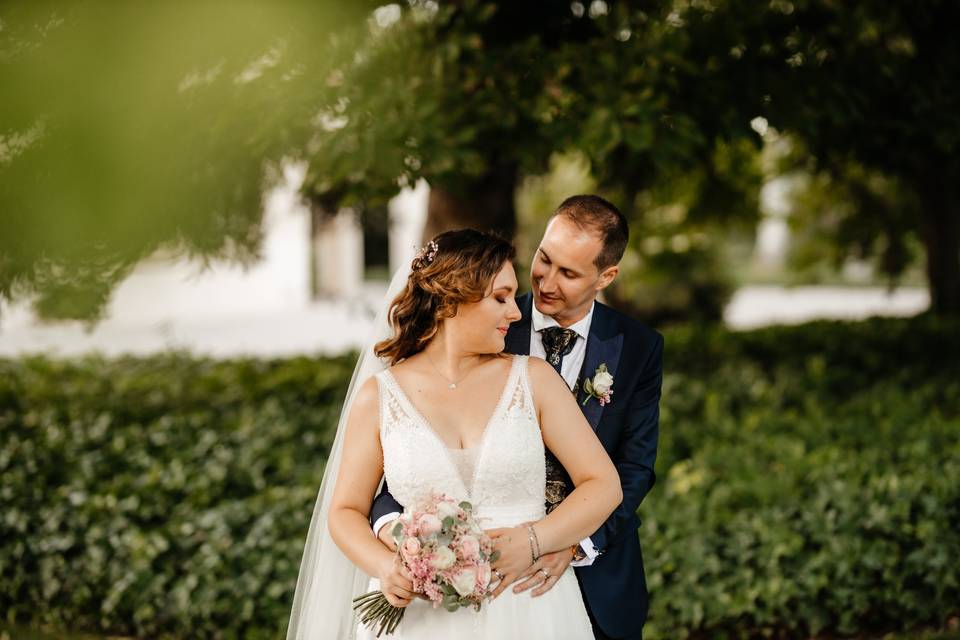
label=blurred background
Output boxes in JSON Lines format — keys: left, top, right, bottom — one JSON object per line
{"left": 1, "top": 2, "right": 957, "bottom": 639}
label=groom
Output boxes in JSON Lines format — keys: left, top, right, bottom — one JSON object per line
{"left": 371, "top": 195, "right": 663, "bottom": 640}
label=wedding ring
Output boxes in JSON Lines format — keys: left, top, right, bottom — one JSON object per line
{"left": 539, "top": 568, "right": 550, "bottom": 578}
{"left": 494, "top": 569, "right": 504, "bottom": 581}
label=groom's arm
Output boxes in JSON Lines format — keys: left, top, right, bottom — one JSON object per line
{"left": 580, "top": 333, "right": 663, "bottom": 560}
{"left": 370, "top": 479, "right": 404, "bottom": 542}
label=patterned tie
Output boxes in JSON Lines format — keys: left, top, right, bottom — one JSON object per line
{"left": 540, "top": 327, "right": 578, "bottom": 374}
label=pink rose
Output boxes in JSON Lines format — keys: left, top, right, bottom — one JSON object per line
{"left": 476, "top": 563, "right": 491, "bottom": 590}
{"left": 457, "top": 535, "right": 481, "bottom": 560}
{"left": 418, "top": 513, "right": 443, "bottom": 536}
{"left": 401, "top": 537, "right": 421, "bottom": 559}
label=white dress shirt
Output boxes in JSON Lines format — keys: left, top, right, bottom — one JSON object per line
{"left": 375, "top": 301, "right": 602, "bottom": 566}
{"left": 529, "top": 302, "right": 593, "bottom": 389}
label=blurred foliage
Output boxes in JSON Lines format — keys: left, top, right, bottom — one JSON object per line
{"left": 745, "top": 1, "right": 960, "bottom": 312}
{"left": 302, "top": 1, "right": 763, "bottom": 208}
{"left": 302, "top": 1, "right": 764, "bottom": 321}
{"left": 0, "top": 1, "right": 375, "bottom": 320}
{"left": 0, "top": 353, "right": 356, "bottom": 639}
{"left": 3, "top": 0, "right": 959, "bottom": 320}
{"left": 604, "top": 136, "right": 762, "bottom": 324}
{"left": 2, "top": 317, "right": 959, "bottom": 638}
{"left": 645, "top": 315, "right": 960, "bottom": 637}
{"left": 302, "top": 0, "right": 960, "bottom": 315}
{"left": 778, "top": 151, "right": 926, "bottom": 287}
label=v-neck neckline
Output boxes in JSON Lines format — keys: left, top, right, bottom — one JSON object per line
{"left": 382, "top": 355, "right": 520, "bottom": 498}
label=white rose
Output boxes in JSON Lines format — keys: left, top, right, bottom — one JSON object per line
{"left": 436, "top": 501, "right": 459, "bottom": 521}
{"left": 451, "top": 567, "right": 478, "bottom": 597}
{"left": 592, "top": 370, "right": 614, "bottom": 395}
{"left": 431, "top": 545, "right": 456, "bottom": 570}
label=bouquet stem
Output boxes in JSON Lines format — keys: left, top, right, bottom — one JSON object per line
{"left": 353, "top": 590, "right": 405, "bottom": 637}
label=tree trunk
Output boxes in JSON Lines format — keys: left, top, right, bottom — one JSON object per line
{"left": 920, "top": 189, "right": 960, "bottom": 315}
{"left": 422, "top": 166, "right": 518, "bottom": 242}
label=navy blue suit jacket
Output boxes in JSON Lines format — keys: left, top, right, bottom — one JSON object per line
{"left": 370, "top": 293, "right": 663, "bottom": 638}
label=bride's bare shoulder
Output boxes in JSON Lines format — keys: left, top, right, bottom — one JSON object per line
{"left": 525, "top": 355, "right": 568, "bottom": 394}
{"left": 347, "top": 376, "right": 381, "bottom": 424}
{"left": 525, "top": 354, "right": 555, "bottom": 377}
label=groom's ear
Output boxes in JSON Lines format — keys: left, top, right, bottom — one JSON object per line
{"left": 595, "top": 265, "right": 619, "bottom": 291}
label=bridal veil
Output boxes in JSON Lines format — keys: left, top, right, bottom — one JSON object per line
{"left": 286, "top": 265, "right": 410, "bottom": 640}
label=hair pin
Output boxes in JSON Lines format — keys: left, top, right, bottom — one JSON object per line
{"left": 413, "top": 240, "right": 439, "bottom": 269}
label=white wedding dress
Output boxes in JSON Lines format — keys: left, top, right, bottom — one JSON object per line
{"left": 359, "top": 355, "right": 594, "bottom": 639}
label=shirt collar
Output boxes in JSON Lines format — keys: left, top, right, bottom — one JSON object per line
{"left": 531, "top": 301, "right": 595, "bottom": 341}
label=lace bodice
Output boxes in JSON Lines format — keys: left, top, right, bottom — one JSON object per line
{"left": 447, "top": 447, "right": 479, "bottom": 495}
{"left": 375, "top": 355, "right": 546, "bottom": 523}
{"left": 358, "top": 355, "right": 596, "bottom": 639}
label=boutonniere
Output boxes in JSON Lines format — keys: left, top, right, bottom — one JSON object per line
{"left": 582, "top": 363, "right": 614, "bottom": 406}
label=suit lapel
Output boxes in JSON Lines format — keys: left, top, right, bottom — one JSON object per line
{"left": 506, "top": 294, "right": 623, "bottom": 430}
{"left": 578, "top": 302, "right": 623, "bottom": 431}
{"left": 504, "top": 293, "right": 532, "bottom": 356}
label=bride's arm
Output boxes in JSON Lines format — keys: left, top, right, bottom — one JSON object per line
{"left": 489, "top": 357, "right": 621, "bottom": 591}
{"left": 528, "top": 356, "right": 622, "bottom": 552}
{"left": 328, "top": 377, "right": 417, "bottom": 607}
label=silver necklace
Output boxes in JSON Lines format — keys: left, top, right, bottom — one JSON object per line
{"left": 425, "top": 352, "right": 478, "bottom": 390}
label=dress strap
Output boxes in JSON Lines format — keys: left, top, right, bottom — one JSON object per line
{"left": 505, "top": 354, "right": 537, "bottom": 419}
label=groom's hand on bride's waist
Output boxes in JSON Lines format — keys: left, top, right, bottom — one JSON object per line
{"left": 376, "top": 518, "right": 399, "bottom": 552}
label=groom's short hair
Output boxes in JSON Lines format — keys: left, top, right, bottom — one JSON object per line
{"left": 553, "top": 195, "right": 629, "bottom": 270}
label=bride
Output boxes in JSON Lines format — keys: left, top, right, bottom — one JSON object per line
{"left": 287, "top": 229, "right": 621, "bottom": 639}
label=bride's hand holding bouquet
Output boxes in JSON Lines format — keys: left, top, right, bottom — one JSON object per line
{"left": 354, "top": 493, "right": 498, "bottom": 636}
{"left": 374, "top": 553, "right": 417, "bottom": 609}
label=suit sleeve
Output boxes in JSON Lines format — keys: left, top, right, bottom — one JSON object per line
{"left": 588, "top": 332, "right": 663, "bottom": 554}
{"left": 369, "top": 479, "right": 404, "bottom": 533}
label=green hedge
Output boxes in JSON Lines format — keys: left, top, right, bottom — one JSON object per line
{"left": 644, "top": 316, "right": 960, "bottom": 638}
{"left": 1, "top": 316, "right": 958, "bottom": 638}
{"left": 1, "top": 355, "right": 355, "bottom": 639}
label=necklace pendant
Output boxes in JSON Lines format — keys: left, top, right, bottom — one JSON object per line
{"left": 449, "top": 382, "right": 457, "bottom": 390}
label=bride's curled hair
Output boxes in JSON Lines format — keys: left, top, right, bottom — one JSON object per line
{"left": 375, "top": 229, "right": 516, "bottom": 365}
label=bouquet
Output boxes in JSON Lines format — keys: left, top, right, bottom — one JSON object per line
{"left": 353, "top": 493, "right": 499, "bottom": 636}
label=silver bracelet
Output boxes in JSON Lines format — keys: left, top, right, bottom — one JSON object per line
{"left": 526, "top": 524, "right": 541, "bottom": 563}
